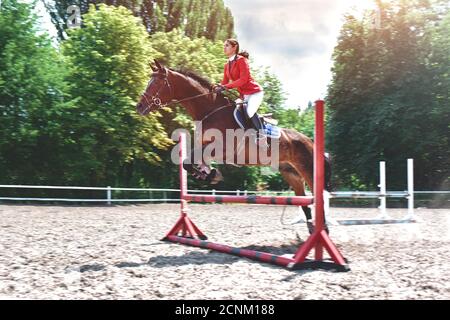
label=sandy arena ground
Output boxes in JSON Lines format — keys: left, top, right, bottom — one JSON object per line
{"left": 0, "top": 204, "right": 449, "bottom": 300}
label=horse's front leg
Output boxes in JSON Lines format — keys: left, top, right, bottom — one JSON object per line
{"left": 182, "top": 153, "right": 209, "bottom": 182}
{"left": 182, "top": 146, "right": 223, "bottom": 184}
{"left": 201, "top": 143, "right": 224, "bottom": 185}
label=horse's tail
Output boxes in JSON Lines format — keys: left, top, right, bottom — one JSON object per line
{"left": 324, "top": 153, "right": 332, "bottom": 192}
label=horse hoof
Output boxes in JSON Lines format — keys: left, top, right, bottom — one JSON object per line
{"left": 307, "top": 221, "right": 314, "bottom": 235}
{"left": 306, "top": 221, "right": 330, "bottom": 235}
{"left": 192, "top": 172, "right": 208, "bottom": 181}
{"left": 208, "top": 169, "right": 223, "bottom": 185}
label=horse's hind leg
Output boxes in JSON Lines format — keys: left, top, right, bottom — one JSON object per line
{"left": 279, "top": 164, "right": 315, "bottom": 234}
{"left": 286, "top": 136, "right": 332, "bottom": 192}
{"left": 282, "top": 161, "right": 330, "bottom": 235}
{"left": 283, "top": 137, "right": 330, "bottom": 233}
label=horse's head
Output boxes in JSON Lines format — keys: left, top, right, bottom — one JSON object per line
{"left": 136, "top": 60, "right": 174, "bottom": 116}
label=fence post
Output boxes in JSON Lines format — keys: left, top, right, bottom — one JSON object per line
{"left": 212, "top": 189, "right": 216, "bottom": 196}
{"left": 407, "top": 159, "right": 414, "bottom": 218}
{"left": 378, "top": 162, "right": 388, "bottom": 219}
{"left": 163, "top": 191, "right": 167, "bottom": 204}
{"left": 107, "top": 186, "right": 111, "bottom": 205}
{"left": 324, "top": 191, "right": 330, "bottom": 217}
{"left": 236, "top": 189, "right": 240, "bottom": 196}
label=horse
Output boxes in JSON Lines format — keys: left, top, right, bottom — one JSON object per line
{"left": 136, "top": 60, "right": 331, "bottom": 232}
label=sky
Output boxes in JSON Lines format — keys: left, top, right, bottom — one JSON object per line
{"left": 31, "top": 0, "right": 379, "bottom": 109}
{"left": 223, "top": 0, "right": 379, "bottom": 109}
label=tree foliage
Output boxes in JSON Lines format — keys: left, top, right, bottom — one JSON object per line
{"left": 61, "top": 4, "right": 171, "bottom": 187}
{"left": 327, "top": 0, "right": 449, "bottom": 190}
{"left": 43, "top": 0, "right": 234, "bottom": 41}
{"left": 0, "top": 0, "right": 72, "bottom": 186}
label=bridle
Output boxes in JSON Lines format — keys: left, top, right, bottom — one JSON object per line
{"left": 139, "top": 73, "right": 174, "bottom": 114}
{"left": 140, "top": 72, "right": 217, "bottom": 114}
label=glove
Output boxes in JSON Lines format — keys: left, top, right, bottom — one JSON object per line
{"left": 214, "top": 85, "right": 226, "bottom": 94}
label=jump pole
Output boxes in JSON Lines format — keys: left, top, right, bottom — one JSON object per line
{"left": 378, "top": 161, "right": 389, "bottom": 219}
{"left": 377, "top": 159, "right": 415, "bottom": 221}
{"left": 406, "top": 158, "right": 414, "bottom": 219}
{"left": 163, "top": 100, "right": 349, "bottom": 271}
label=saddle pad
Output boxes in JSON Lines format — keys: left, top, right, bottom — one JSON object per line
{"left": 263, "top": 123, "right": 281, "bottom": 139}
{"left": 233, "top": 106, "right": 282, "bottom": 139}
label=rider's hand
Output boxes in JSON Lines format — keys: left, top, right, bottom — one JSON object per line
{"left": 213, "top": 84, "right": 226, "bottom": 94}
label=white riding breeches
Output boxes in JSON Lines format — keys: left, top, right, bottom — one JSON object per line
{"left": 237, "top": 91, "right": 264, "bottom": 118}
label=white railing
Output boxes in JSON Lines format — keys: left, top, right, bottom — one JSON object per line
{"left": 0, "top": 185, "right": 181, "bottom": 204}
{"left": 0, "top": 184, "right": 298, "bottom": 204}
{"left": 414, "top": 191, "right": 450, "bottom": 194}
{"left": 0, "top": 180, "right": 448, "bottom": 206}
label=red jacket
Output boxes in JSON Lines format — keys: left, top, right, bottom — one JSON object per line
{"left": 221, "top": 55, "right": 262, "bottom": 97}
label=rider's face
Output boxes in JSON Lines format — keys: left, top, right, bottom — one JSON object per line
{"left": 223, "top": 42, "right": 236, "bottom": 57}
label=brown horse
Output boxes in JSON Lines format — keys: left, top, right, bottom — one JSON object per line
{"left": 136, "top": 60, "right": 331, "bottom": 230}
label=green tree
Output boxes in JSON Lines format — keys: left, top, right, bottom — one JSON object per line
{"left": 426, "top": 7, "right": 450, "bottom": 190}
{"left": 252, "top": 67, "right": 287, "bottom": 114}
{"left": 62, "top": 4, "right": 171, "bottom": 187}
{"left": 44, "top": 0, "right": 234, "bottom": 41}
{"left": 327, "top": 0, "right": 449, "bottom": 190}
{"left": 0, "top": 0, "right": 72, "bottom": 187}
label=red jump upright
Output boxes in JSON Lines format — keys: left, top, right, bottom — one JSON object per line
{"left": 163, "top": 100, "right": 349, "bottom": 272}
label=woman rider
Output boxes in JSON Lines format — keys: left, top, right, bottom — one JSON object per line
{"left": 214, "top": 39, "right": 265, "bottom": 135}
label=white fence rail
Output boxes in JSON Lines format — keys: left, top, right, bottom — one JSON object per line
{"left": 0, "top": 184, "right": 298, "bottom": 204}
{"left": 0, "top": 184, "right": 448, "bottom": 204}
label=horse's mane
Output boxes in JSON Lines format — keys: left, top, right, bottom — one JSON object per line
{"left": 170, "top": 68, "right": 214, "bottom": 91}
{"left": 169, "top": 68, "right": 231, "bottom": 108}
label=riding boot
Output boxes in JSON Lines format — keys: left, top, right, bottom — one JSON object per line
{"left": 249, "top": 114, "right": 263, "bottom": 133}
{"left": 248, "top": 114, "right": 268, "bottom": 147}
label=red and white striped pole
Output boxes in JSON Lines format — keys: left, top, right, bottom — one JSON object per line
{"left": 314, "top": 99, "right": 325, "bottom": 260}
{"left": 179, "top": 132, "right": 188, "bottom": 213}
{"left": 291, "top": 100, "right": 348, "bottom": 269}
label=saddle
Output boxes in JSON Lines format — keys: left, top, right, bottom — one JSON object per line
{"left": 232, "top": 102, "right": 281, "bottom": 139}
